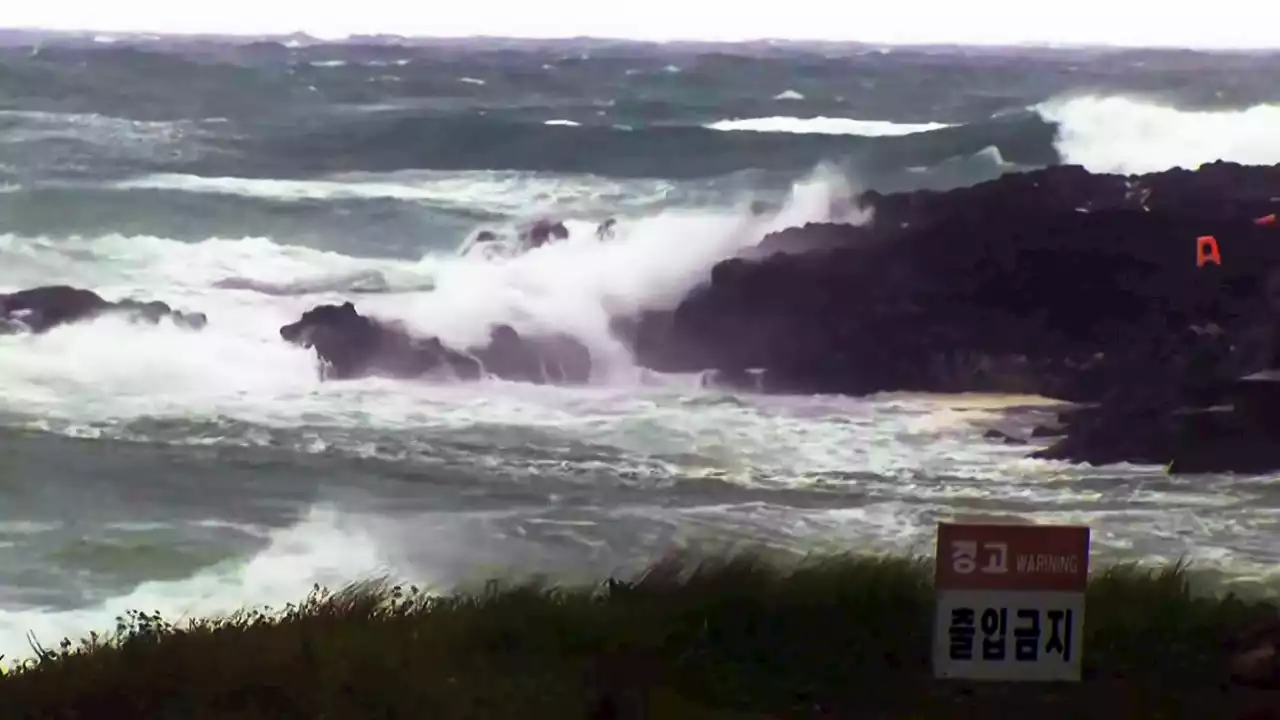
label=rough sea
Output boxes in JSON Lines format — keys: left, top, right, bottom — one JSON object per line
{"left": 2, "top": 37, "right": 1280, "bottom": 657}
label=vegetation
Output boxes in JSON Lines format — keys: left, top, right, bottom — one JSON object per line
{"left": 1, "top": 550, "right": 1278, "bottom": 719}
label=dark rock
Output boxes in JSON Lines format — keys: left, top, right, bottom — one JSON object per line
{"left": 1232, "top": 370, "right": 1280, "bottom": 429}
{"left": 1030, "top": 424, "right": 1064, "bottom": 438}
{"left": 0, "top": 285, "right": 207, "bottom": 334}
{"left": 617, "top": 161, "right": 1280, "bottom": 471}
{"left": 278, "top": 301, "right": 593, "bottom": 386}
{"left": 982, "top": 429, "right": 1026, "bottom": 445}
{"left": 1229, "top": 619, "right": 1280, "bottom": 690}
{"left": 520, "top": 217, "right": 570, "bottom": 250}
{"left": 1030, "top": 370, "right": 1280, "bottom": 474}
{"left": 480, "top": 323, "right": 592, "bottom": 385}
{"left": 630, "top": 162, "right": 1280, "bottom": 403}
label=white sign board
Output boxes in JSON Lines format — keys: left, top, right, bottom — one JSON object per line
{"left": 932, "top": 522, "right": 1090, "bottom": 682}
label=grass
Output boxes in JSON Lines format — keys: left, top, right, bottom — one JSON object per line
{"left": 0, "top": 549, "right": 1278, "bottom": 719}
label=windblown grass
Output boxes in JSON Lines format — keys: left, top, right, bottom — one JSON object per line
{"left": 0, "top": 550, "right": 1277, "bottom": 719}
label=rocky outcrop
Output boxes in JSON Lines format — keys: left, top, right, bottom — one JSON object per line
{"left": 1029, "top": 370, "right": 1280, "bottom": 474}
{"left": 621, "top": 161, "right": 1280, "bottom": 472}
{"left": 279, "top": 301, "right": 594, "bottom": 385}
{"left": 0, "top": 285, "right": 208, "bottom": 334}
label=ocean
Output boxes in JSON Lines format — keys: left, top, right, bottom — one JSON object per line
{"left": 2, "top": 36, "right": 1280, "bottom": 658}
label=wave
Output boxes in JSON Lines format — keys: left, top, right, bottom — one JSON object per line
{"left": 111, "top": 170, "right": 679, "bottom": 212}
{"left": 1035, "top": 94, "right": 1280, "bottom": 174}
{"left": 6, "top": 41, "right": 1280, "bottom": 184}
{"left": 223, "top": 110, "right": 1058, "bottom": 180}
{"left": 3, "top": 94, "right": 1278, "bottom": 261}
{"left": 211, "top": 270, "right": 409, "bottom": 296}
{"left": 0, "top": 171, "right": 685, "bottom": 253}
{"left": 0, "top": 506, "right": 402, "bottom": 664}
{"left": 182, "top": 94, "right": 1280, "bottom": 182}
{"left": 0, "top": 160, "right": 998, "bottom": 253}
{"left": 0, "top": 164, "right": 865, "bottom": 418}
{"left": 7, "top": 81, "right": 1276, "bottom": 193}
{"left": 704, "top": 116, "right": 955, "bottom": 136}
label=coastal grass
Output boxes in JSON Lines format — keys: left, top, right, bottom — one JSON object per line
{"left": 1, "top": 550, "right": 1278, "bottom": 719}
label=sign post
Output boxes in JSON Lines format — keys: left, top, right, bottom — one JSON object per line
{"left": 932, "top": 522, "right": 1090, "bottom": 682}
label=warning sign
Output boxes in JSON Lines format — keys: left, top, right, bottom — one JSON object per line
{"left": 932, "top": 522, "right": 1090, "bottom": 682}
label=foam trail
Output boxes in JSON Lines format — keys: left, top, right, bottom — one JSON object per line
{"left": 212, "top": 269, "right": 405, "bottom": 296}
{"left": 1038, "top": 94, "right": 1280, "bottom": 174}
{"left": 706, "top": 116, "right": 953, "bottom": 136}
{"left": 113, "top": 170, "right": 677, "bottom": 215}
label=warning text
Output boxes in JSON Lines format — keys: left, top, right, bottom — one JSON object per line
{"left": 1016, "top": 553, "right": 1079, "bottom": 575}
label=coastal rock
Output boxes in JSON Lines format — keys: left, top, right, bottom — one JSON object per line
{"left": 279, "top": 301, "right": 594, "bottom": 385}
{"left": 0, "top": 285, "right": 208, "bottom": 334}
{"left": 982, "top": 428, "right": 1026, "bottom": 445}
{"left": 632, "top": 164, "right": 1280, "bottom": 395}
{"left": 1033, "top": 371, "right": 1280, "bottom": 474}
{"left": 621, "top": 161, "right": 1280, "bottom": 471}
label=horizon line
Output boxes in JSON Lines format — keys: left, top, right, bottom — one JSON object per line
{"left": 2, "top": 25, "right": 1279, "bottom": 53}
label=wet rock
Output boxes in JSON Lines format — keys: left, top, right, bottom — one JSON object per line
{"left": 476, "top": 323, "right": 592, "bottom": 385}
{"left": 279, "top": 302, "right": 593, "bottom": 385}
{"left": 1035, "top": 373, "right": 1280, "bottom": 473}
{"left": 982, "top": 429, "right": 1026, "bottom": 445}
{"left": 1029, "top": 424, "right": 1064, "bottom": 438}
{"left": 0, "top": 285, "right": 207, "bottom": 334}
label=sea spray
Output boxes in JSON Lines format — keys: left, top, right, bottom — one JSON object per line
{"left": 370, "top": 163, "right": 874, "bottom": 382}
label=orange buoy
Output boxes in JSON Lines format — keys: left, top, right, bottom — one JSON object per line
{"left": 1196, "top": 235, "right": 1221, "bottom": 267}
{"left": 1255, "top": 213, "right": 1277, "bottom": 226}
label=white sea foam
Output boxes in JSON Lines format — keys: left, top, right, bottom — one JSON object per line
{"left": 706, "top": 115, "right": 954, "bottom": 136}
{"left": 1037, "top": 93, "right": 1280, "bottom": 174}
